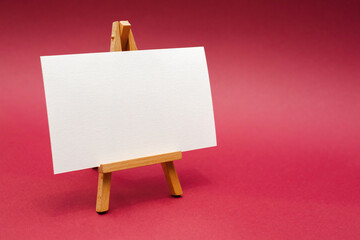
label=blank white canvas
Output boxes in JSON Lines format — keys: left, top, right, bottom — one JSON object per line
{"left": 40, "top": 47, "right": 216, "bottom": 174}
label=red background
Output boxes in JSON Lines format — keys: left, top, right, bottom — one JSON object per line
{"left": 1, "top": 0, "right": 360, "bottom": 239}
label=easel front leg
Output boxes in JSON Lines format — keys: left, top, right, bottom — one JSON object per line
{"left": 96, "top": 171, "right": 112, "bottom": 213}
{"left": 161, "top": 161, "right": 183, "bottom": 196}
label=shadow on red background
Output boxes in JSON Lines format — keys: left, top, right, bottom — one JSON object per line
{"left": 1, "top": 0, "right": 360, "bottom": 239}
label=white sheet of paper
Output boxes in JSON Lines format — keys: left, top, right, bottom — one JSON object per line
{"left": 41, "top": 47, "right": 216, "bottom": 174}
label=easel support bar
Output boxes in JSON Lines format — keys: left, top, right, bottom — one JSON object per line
{"left": 99, "top": 151, "right": 182, "bottom": 173}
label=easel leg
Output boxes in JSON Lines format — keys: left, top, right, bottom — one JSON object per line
{"left": 161, "top": 161, "right": 183, "bottom": 196}
{"left": 96, "top": 172, "right": 112, "bottom": 213}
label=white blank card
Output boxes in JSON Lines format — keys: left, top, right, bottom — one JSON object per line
{"left": 41, "top": 47, "right": 216, "bottom": 174}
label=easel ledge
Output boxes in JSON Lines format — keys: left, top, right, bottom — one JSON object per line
{"left": 96, "top": 20, "right": 183, "bottom": 213}
{"left": 99, "top": 151, "right": 182, "bottom": 173}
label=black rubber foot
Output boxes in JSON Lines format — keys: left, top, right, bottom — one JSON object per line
{"left": 171, "top": 195, "right": 182, "bottom": 198}
{"left": 97, "top": 211, "right": 108, "bottom": 215}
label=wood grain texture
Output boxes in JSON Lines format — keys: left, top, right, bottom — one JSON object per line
{"left": 96, "top": 172, "right": 112, "bottom": 212}
{"left": 161, "top": 161, "right": 183, "bottom": 196}
{"left": 110, "top": 21, "right": 122, "bottom": 52}
{"left": 99, "top": 151, "right": 182, "bottom": 173}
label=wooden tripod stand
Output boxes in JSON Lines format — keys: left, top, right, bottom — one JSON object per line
{"left": 96, "top": 20, "right": 183, "bottom": 213}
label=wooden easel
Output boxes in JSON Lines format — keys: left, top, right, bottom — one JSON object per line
{"left": 96, "top": 21, "right": 183, "bottom": 213}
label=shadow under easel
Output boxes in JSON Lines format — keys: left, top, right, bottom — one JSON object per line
{"left": 107, "top": 168, "right": 212, "bottom": 213}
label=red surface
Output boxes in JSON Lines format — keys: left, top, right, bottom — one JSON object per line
{"left": 1, "top": 0, "right": 360, "bottom": 239}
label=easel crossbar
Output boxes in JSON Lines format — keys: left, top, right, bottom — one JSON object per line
{"left": 99, "top": 151, "right": 182, "bottom": 173}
